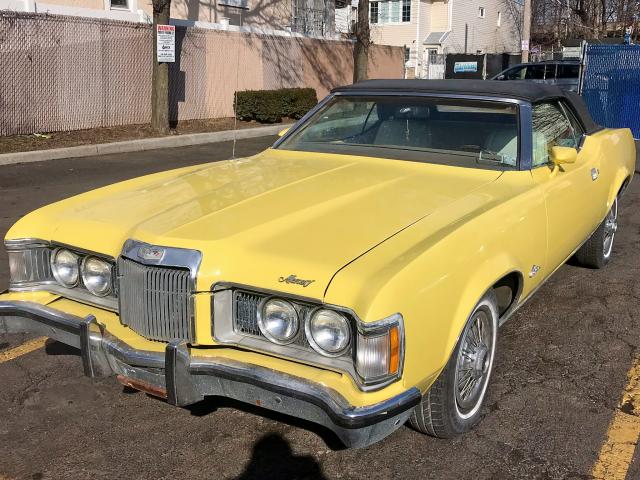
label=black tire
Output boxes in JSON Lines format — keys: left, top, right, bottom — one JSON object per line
{"left": 409, "top": 291, "right": 498, "bottom": 438}
{"left": 573, "top": 196, "right": 618, "bottom": 269}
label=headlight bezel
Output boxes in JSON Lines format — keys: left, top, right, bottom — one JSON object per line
{"left": 212, "top": 283, "right": 405, "bottom": 392}
{"left": 6, "top": 238, "right": 117, "bottom": 310}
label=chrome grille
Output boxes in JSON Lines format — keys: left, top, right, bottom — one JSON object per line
{"left": 118, "top": 257, "right": 193, "bottom": 342}
{"left": 233, "top": 291, "right": 263, "bottom": 337}
{"left": 232, "top": 290, "right": 311, "bottom": 347}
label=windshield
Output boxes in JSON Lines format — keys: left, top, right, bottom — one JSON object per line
{"left": 277, "top": 95, "right": 519, "bottom": 170}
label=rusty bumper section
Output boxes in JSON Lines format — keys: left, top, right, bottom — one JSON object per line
{"left": 0, "top": 300, "right": 420, "bottom": 448}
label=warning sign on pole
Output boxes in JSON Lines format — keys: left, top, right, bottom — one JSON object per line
{"left": 157, "top": 24, "right": 175, "bottom": 63}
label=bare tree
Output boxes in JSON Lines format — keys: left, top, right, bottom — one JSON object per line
{"left": 151, "top": 0, "right": 171, "bottom": 133}
{"left": 353, "top": 0, "right": 370, "bottom": 82}
{"left": 532, "top": 0, "right": 640, "bottom": 46}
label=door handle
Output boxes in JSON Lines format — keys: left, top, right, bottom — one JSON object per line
{"left": 591, "top": 168, "right": 599, "bottom": 181}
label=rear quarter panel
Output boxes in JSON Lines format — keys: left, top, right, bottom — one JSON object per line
{"left": 592, "top": 128, "right": 636, "bottom": 204}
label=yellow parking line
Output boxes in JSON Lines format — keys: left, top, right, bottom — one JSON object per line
{"left": 592, "top": 355, "right": 640, "bottom": 480}
{"left": 0, "top": 337, "right": 48, "bottom": 364}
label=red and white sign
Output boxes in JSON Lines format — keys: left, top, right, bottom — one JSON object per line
{"left": 156, "top": 24, "right": 175, "bottom": 63}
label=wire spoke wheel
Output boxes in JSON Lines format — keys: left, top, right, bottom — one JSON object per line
{"left": 454, "top": 308, "right": 495, "bottom": 416}
{"left": 603, "top": 197, "right": 618, "bottom": 259}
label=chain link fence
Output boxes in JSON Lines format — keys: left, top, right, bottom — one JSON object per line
{"left": 580, "top": 44, "right": 640, "bottom": 139}
{"left": 0, "top": 11, "right": 403, "bottom": 136}
{"left": 0, "top": 12, "right": 151, "bottom": 136}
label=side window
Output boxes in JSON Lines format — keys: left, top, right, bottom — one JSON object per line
{"left": 544, "top": 63, "right": 557, "bottom": 79}
{"left": 560, "top": 102, "right": 585, "bottom": 145}
{"left": 524, "top": 64, "right": 545, "bottom": 80}
{"left": 504, "top": 66, "right": 526, "bottom": 80}
{"left": 557, "top": 64, "right": 579, "bottom": 79}
{"left": 531, "top": 102, "right": 576, "bottom": 167}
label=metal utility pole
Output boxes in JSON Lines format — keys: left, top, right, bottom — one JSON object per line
{"left": 522, "top": 0, "right": 531, "bottom": 62}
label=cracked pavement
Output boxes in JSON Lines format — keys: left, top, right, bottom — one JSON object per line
{"left": 0, "top": 137, "right": 638, "bottom": 479}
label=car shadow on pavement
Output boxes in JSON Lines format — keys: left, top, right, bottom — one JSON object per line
{"left": 44, "top": 340, "right": 79, "bottom": 356}
{"left": 233, "top": 433, "right": 327, "bottom": 480}
{"left": 186, "top": 396, "right": 347, "bottom": 451}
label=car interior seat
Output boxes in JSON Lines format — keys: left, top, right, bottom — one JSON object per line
{"left": 373, "top": 104, "right": 432, "bottom": 148}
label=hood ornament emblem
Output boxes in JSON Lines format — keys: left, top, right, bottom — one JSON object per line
{"left": 138, "top": 246, "right": 166, "bottom": 262}
{"left": 279, "top": 274, "right": 315, "bottom": 288}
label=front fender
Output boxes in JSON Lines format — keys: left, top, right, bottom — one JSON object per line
{"left": 325, "top": 171, "right": 545, "bottom": 394}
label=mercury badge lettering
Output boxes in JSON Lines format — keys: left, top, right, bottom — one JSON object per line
{"left": 278, "top": 274, "right": 315, "bottom": 287}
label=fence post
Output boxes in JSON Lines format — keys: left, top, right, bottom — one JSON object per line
{"left": 482, "top": 53, "right": 487, "bottom": 79}
{"left": 578, "top": 40, "right": 588, "bottom": 95}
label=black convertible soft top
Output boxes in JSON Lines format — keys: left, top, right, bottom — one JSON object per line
{"left": 332, "top": 79, "right": 601, "bottom": 134}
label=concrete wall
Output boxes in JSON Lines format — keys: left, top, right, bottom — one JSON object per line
{"left": 0, "top": 12, "right": 404, "bottom": 136}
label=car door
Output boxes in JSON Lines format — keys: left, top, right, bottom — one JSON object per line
{"left": 529, "top": 101, "right": 602, "bottom": 271}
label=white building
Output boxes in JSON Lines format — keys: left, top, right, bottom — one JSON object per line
{"left": 363, "top": 0, "right": 522, "bottom": 77}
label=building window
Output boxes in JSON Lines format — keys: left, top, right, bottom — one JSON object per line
{"left": 402, "top": 0, "right": 411, "bottom": 22}
{"left": 370, "top": 0, "right": 411, "bottom": 24}
{"left": 109, "top": 0, "right": 128, "bottom": 9}
{"left": 219, "top": 0, "right": 249, "bottom": 7}
{"left": 497, "top": 11, "right": 501, "bottom": 26}
{"left": 478, "top": 6, "right": 485, "bottom": 18}
{"left": 370, "top": 1, "right": 379, "bottom": 23}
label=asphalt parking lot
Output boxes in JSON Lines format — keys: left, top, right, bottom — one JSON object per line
{"left": 1, "top": 137, "right": 639, "bottom": 479}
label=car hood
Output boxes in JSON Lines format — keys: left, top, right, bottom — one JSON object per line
{"left": 10, "top": 149, "right": 502, "bottom": 298}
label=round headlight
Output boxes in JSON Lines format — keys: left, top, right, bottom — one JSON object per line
{"left": 306, "top": 309, "right": 351, "bottom": 356}
{"left": 258, "top": 298, "right": 299, "bottom": 344}
{"left": 51, "top": 249, "right": 80, "bottom": 288}
{"left": 81, "top": 257, "right": 113, "bottom": 297}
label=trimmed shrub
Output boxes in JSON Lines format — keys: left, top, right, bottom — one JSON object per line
{"left": 235, "top": 88, "right": 318, "bottom": 123}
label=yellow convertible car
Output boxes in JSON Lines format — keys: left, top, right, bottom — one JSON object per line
{"left": 1, "top": 80, "right": 636, "bottom": 448}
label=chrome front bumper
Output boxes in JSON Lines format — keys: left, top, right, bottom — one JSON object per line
{"left": 0, "top": 300, "right": 420, "bottom": 448}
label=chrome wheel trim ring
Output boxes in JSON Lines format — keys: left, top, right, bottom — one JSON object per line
{"left": 603, "top": 197, "right": 618, "bottom": 260}
{"left": 453, "top": 300, "right": 497, "bottom": 421}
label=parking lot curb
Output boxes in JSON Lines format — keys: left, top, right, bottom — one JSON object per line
{"left": 0, "top": 124, "right": 286, "bottom": 166}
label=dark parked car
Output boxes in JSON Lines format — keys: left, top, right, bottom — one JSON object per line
{"left": 491, "top": 61, "right": 580, "bottom": 91}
